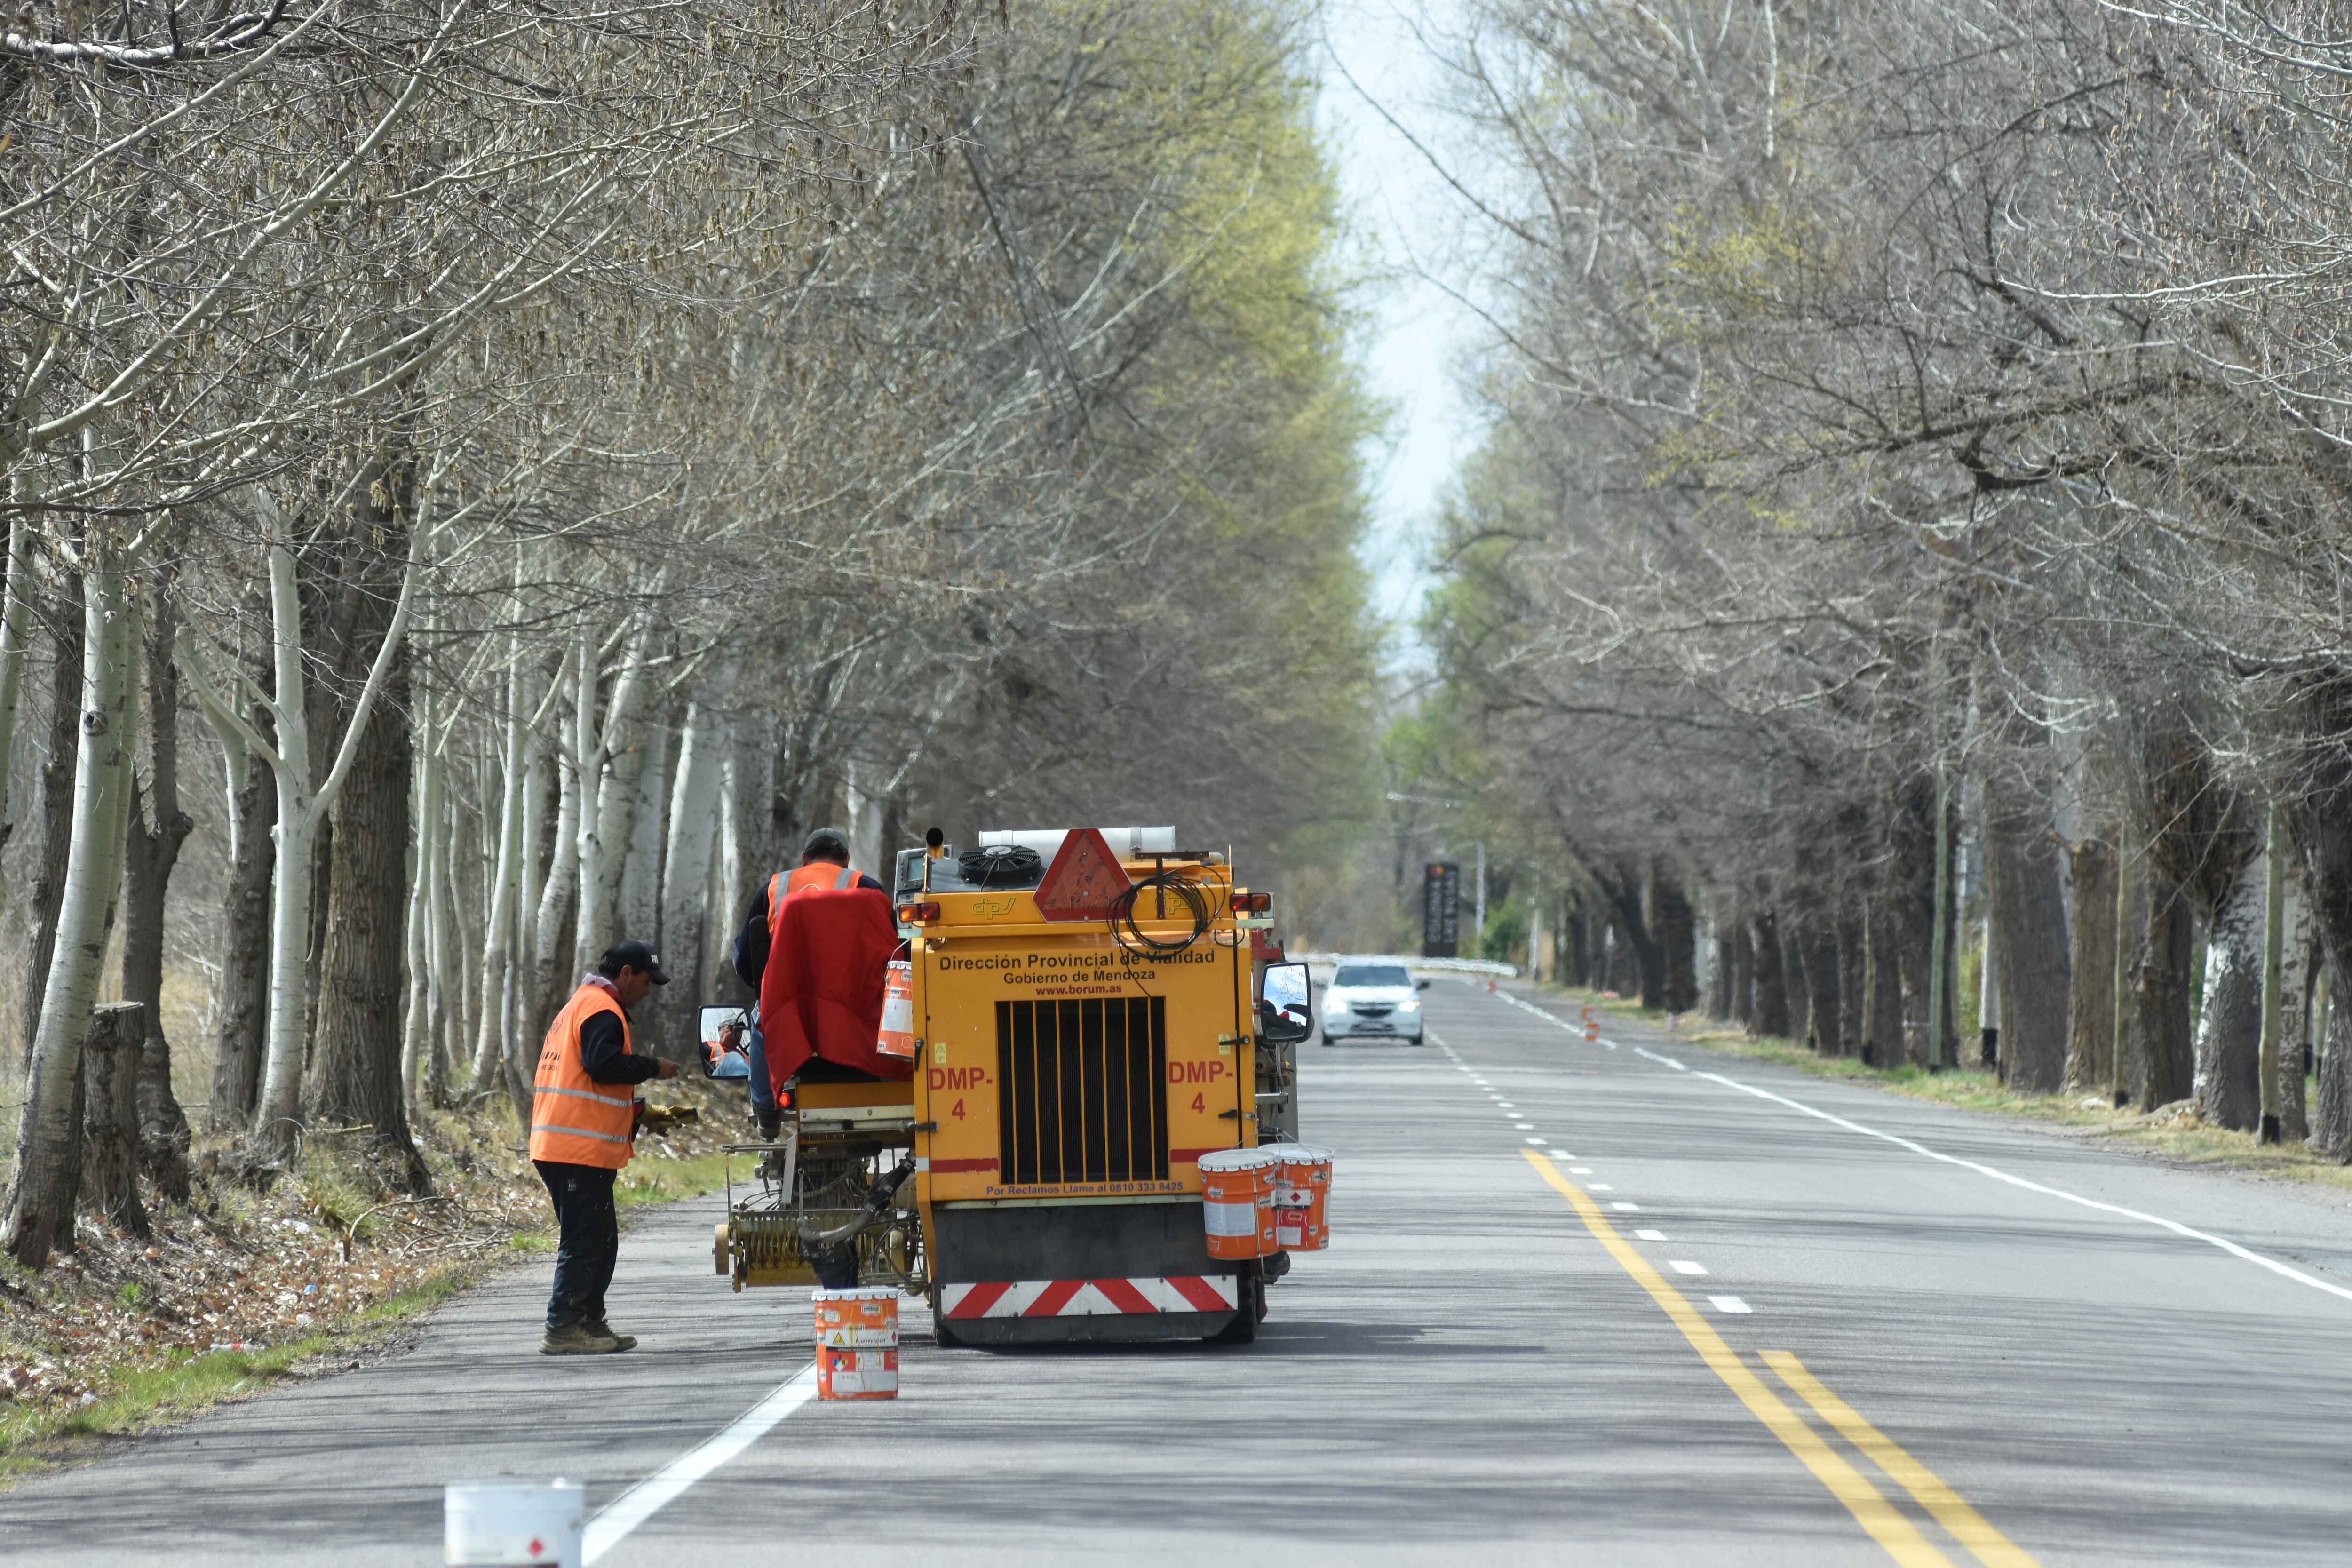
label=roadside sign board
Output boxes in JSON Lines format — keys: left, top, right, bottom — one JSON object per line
{"left": 1423, "top": 862, "right": 1460, "bottom": 957}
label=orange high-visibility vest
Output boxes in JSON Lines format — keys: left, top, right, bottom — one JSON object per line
{"left": 769, "top": 864, "right": 859, "bottom": 952}
{"left": 529, "top": 983, "right": 637, "bottom": 1169}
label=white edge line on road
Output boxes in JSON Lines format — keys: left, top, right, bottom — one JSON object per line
{"left": 1484, "top": 984, "right": 2352, "bottom": 1309}
{"left": 1693, "top": 1067, "right": 2352, "bottom": 1308}
{"left": 583, "top": 1362, "right": 820, "bottom": 1562}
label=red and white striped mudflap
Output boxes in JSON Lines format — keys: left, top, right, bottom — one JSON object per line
{"left": 940, "top": 1276, "right": 1240, "bottom": 1320}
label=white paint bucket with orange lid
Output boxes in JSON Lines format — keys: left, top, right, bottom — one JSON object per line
{"left": 813, "top": 1287, "right": 900, "bottom": 1399}
{"left": 877, "top": 961, "right": 915, "bottom": 1058}
{"left": 1198, "top": 1147, "right": 1279, "bottom": 1259}
{"left": 1270, "top": 1143, "right": 1333, "bottom": 1251}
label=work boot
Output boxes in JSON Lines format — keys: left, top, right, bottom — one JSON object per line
{"left": 540, "top": 1321, "right": 623, "bottom": 1355}
{"left": 586, "top": 1318, "right": 637, "bottom": 1352}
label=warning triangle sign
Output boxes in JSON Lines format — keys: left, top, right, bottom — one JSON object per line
{"left": 1034, "top": 827, "right": 1135, "bottom": 921}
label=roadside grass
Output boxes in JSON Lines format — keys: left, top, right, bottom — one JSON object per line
{"left": 0, "top": 1270, "right": 474, "bottom": 1480}
{"left": 1544, "top": 984, "right": 2352, "bottom": 1195}
{"left": 0, "top": 1076, "right": 745, "bottom": 1489}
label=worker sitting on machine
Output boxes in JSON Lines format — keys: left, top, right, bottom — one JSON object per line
{"left": 730, "top": 828, "right": 893, "bottom": 1135}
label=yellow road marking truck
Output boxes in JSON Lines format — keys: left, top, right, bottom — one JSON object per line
{"left": 708, "top": 827, "right": 1316, "bottom": 1346}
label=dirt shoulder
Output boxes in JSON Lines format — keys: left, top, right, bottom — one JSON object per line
{"left": 0, "top": 1076, "right": 750, "bottom": 1482}
{"left": 1544, "top": 985, "right": 2352, "bottom": 1204}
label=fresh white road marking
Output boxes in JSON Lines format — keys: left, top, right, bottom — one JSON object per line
{"left": 1525, "top": 1136, "right": 1547, "bottom": 1146}
{"left": 1682, "top": 1067, "right": 2352, "bottom": 1309}
{"left": 1589, "top": 1184, "right": 1614, "bottom": 1192}
{"left": 1569, "top": 1166, "right": 1593, "bottom": 1174}
{"left": 1515, "top": 1122, "right": 1535, "bottom": 1130}
{"left": 584, "top": 1363, "right": 819, "bottom": 1562}
{"left": 1669, "top": 1260, "right": 1708, "bottom": 1276}
{"left": 1636, "top": 1228, "right": 1668, "bottom": 1241}
{"left": 1710, "top": 1296, "right": 1752, "bottom": 1314}
{"left": 1612, "top": 1202, "right": 1638, "bottom": 1212}
{"left": 1548, "top": 1149, "right": 1580, "bottom": 1161}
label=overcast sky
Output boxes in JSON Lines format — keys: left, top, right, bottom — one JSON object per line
{"left": 1312, "top": 0, "right": 1485, "bottom": 668}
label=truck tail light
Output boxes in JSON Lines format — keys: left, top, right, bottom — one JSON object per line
{"left": 898, "top": 901, "right": 940, "bottom": 923}
{"left": 1233, "top": 891, "right": 1271, "bottom": 914}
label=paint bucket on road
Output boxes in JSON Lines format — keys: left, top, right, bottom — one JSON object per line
{"left": 877, "top": 961, "right": 915, "bottom": 1059}
{"left": 445, "top": 1479, "right": 582, "bottom": 1567}
{"left": 1271, "top": 1143, "right": 1333, "bottom": 1251}
{"left": 813, "top": 1287, "right": 899, "bottom": 1400}
{"left": 1198, "top": 1147, "right": 1279, "bottom": 1259}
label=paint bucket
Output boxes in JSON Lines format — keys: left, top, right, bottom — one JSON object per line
{"left": 813, "top": 1288, "right": 899, "bottom": 1400}
{"left": 1271, "top": 1143, "right": 1333, "bottom": 1251}
{"left": 444, "top": 1480, "right": 583, "bottom": 1567}
{"left": 877, "top": 961, "right": 915, "bottom": 1059}
{"left": 1198, "top": 1147, "right": 1279, "bottom": 1259}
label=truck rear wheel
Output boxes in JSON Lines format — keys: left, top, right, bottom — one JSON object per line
{"left": 1208, "top": 1274, "right": 1259, "bottom": 1345}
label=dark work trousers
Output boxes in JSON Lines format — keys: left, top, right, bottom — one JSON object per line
{"left": 534, "top": 1160, "right": 619, "bottom": 1329}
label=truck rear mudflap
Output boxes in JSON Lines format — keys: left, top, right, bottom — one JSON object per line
{"left": 929, "top": 1198, "right": 1244, "bottom": 1345}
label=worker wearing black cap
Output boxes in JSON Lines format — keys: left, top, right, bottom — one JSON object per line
{"left": 530, "top": 939, "right": 679, "bottom": 1355}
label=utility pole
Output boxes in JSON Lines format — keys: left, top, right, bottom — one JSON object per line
{"left": 2260, "top": 804, "right": 2285, "bottom": 1145}
{"left": 1474, "top": 841, "right": 1486, "bottom": 963}
{"left": 1929, "top": 763, "right": 1952, "bottom": 1074}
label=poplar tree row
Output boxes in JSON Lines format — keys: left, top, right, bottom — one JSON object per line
{"left": 1421, "top": 0, "right": 2352, "bottom": 1144}
{"left": 0, "top": 0, "right": 1377, "bottom": 1265}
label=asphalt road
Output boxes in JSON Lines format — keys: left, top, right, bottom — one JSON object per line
{"left": 10, "top": 979, "right": 2352, "bottom": 1565}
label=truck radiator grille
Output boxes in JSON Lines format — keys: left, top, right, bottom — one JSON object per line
{"left": 996, "top": 998, "right": 1170, "bottom": 1186}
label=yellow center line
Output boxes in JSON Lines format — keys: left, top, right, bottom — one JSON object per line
{"left": 1762, "top": 1351, "right": 2040, "bottom": 1568}
{"left": 1521, "top": 1151, "right": 1954, "bottom": 1568}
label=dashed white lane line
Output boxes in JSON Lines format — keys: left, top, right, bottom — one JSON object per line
{"left": 1548, "top": 1149, "right": 1580, "bottom": 1161}
{"left": 1588, "top": 1184, "right": 1614, "bottom": 1192}
{"left": 1669, "top": 1260, "right": 1709, "bottom": 1276}
{"left": 1514, "top": 1122, "right": 1535, "bottom": 1130}
{"left": 1486, "top": 984, "right": 2352, "bottom": 1312}
{"left": 1569, "top": 1166, "right": 1592, "bottom": 1174}
{"left": 1525, "top": 1137, "right": 1547, "bottom": 1146}
{"left": 583, "top": 1363, "right": 820, "bottom": 1561}
{"left": 1635, "top": 1229, "right": 1668, "bottom": 1241}
{"left": 1612, "top": 1202, "right": 1638, "bottom": 1212}
{"left": 1710, "top": 1296, "right": 1752, "bottom": 1314}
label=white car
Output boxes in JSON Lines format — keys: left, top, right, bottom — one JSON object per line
{"left": 1320, "top": 963, "right": 1428, "bottom": 1046}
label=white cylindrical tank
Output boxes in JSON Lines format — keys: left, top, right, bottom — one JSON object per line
{"left": 445, "top": 1480, "right": 584, "bottom": 1567}
{"left": 976, "top": 826, "right": 1176, "bottom": 862}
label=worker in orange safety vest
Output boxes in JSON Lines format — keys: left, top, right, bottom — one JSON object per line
{"left": 531, "top": 939, "right": 679, "bottom": 1355}
{"left": 729, "top": 828, "right": 886, "bottom": 1138}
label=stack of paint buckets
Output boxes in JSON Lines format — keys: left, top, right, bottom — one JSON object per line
{"left": 1272, "top": 1143, "right": 1333, "bottom": 1252}
{"left": 1199, "top": 1144, "right": 1333, "bottom": 1259}
{"left": 812, "top": 1287, "right": 899, "bottom": 1400}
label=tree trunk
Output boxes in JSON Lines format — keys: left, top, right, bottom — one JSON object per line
{"left": 4, "top": 551, "right": 134, "bottom": 1267}
{"left": 656, "top": 699, "right": 725, "bottom": 1059}
{"left": 207, "top": 722, "right": 275, "bottom": 1132}
{"left": 1836, "top": 906, "right": 1866, "bottom": 1057}
{"left": 21, "top": 574, "right": 84, "bottom": 1066}
{"left": 0, "top": 509, "right": 35, "bottom": 907}
{"left": 1864, "top": 895, "right": 1907, "bottom": 1068}
{"left": 1752, "top": 909, "right": 1790, "bottom": 1039}
{"left": 1653, "top": 862, "right": 1697, "bottom": 1011}
{"left": 1802, "top": 916, "right": 1841, "bottom": 1056}
{"left": 78, "top": 1003, "right": 148, "bottom": 1238}
{"left": 1731, "top": 914, "right": 1756, "bottom": 1024}
{"left": 122, "top": 587, "right": 192, "bottom": 1201}
{"left": 2280, "top": 895, "right": 2312, "bottom": 1145}
{"left": 2193, "top": 861, "right": 2265, "bottom": 1131}
{"left": 470, "top": 637, "right": 529, "bottom": 1093}
{"left": 2132, "top": 870, "right": 2196, "bottom": 1111}
{"left": 2313, "top": 952, "right": 2352, "bottom": 1161}
{"left": 1987, "top": 803, "right": 2072, "bottom": 1094}
{"left": 2064, "top": 838, "right": 2117, "bottom": 1092}
{"left": 1778, "top": 908, "right": 1810, "bottom": 1045}
{"left": 308, "top": 644, "right": 429, "bottom": 1194}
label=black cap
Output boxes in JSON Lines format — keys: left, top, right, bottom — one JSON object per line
{"left": 802, "top": 827, "right": 850, "bottom": 865}
{"left": 601, "top": 939, "right": 671, "bottom": 985}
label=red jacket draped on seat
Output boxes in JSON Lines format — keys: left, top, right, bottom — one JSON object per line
{"left": 759, "top": 884, "right": 910, "bottom": 1093}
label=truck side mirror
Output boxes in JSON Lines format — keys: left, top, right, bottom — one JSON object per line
{"left": 1258, "top": 962, "right": 1312, "bottom": 1045}
{"left": 699, "top": 1004, "right": 751, "bottom": 1079}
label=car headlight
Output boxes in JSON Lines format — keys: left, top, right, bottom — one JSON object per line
{"left": 1397, "top": 997, "right": 1420, "bottom": 1012}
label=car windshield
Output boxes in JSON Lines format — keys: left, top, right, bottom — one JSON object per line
{"left": 1333, "top": 965, "right": 1412, "bottom": 989}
